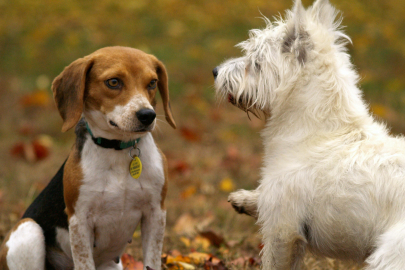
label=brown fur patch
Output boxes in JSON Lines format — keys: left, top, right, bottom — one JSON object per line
{"left": 84, "top": 47, "right": 161, "bottom": 115}
{"left": 52, "top": 56, "right": 94, "bottom": 132}
{"left": 158, "top": 148, "right": 168, "bottom": 209}
{"left": 64, "top": 146, "right": 83, "bottom": 219}
{"left": 154, "top": 58, "right": 176, "bottom": 129}
{"left": 0, "top": 218, "right": 37, "bottom": 269}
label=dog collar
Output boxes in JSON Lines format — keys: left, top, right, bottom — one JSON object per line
{"left": 85, "top": 122, "right": 140, "bottom": 150}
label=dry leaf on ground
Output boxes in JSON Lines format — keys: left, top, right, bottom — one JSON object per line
{"left": 121, "top": 253, "right": 143, "bottom": 270}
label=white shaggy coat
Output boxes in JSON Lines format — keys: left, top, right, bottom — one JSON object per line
{"left": 215, "top": 0, "right": 405, "bottom": 269}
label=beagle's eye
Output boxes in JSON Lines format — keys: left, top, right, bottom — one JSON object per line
{"left": 147, "top": 79, "right": 157, "bottom": 90}
{"left": 105, "top": 78, "right": 122, "bottom": 89}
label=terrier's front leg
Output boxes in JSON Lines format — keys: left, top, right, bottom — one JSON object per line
{"left": 228, "top": 189, "right": 259, "bottom": 218}
{"left": 141, "top": 206, "right": 166, "bottom": 270}
{"left": 258, "top": 186, "right": 308, "bottom": 270}
{"left": 69, "top": 215, "right": 95, "bottom": 270}
{"left": 261, "top": 226, "right": 307, "bottom": 270}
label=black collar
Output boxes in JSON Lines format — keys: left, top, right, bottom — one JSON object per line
{"left": 85, "top": 122, "right": 140, "bottom": 150}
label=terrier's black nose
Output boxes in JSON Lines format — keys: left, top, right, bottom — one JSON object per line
{"left": 212, "top": 67, "right": 218, "bottom": 79}
{"left": 136, "top": 109, "right": 156, "bottom": 126}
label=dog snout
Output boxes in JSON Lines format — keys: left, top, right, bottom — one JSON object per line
{"left": 136, "top": 109, "right": 156, "bottom": 126}
{"left": 212, "top": 67, "right": 219, "bottom": 79}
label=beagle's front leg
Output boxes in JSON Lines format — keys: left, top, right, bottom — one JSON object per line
{"left": 141, "top": 206, "right": 166, "bottom": 270}
{"left": 69, "top": 214, "right": 96, "bottom": 270}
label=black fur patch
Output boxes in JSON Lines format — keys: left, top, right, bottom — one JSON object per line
{"left": 282, "top": 27, "right": 312, "bottom": 65}
{"left": 282, "top": 31, "right": 296, "bottom": 54}
{"left": 75, "top": 118, "right": 88, "bottom": 157}
{"left": 22, "top": 162, "right": 71, "bottom": 269}
{"left": 302, "top": 222, "right": 311, "bottom": 241}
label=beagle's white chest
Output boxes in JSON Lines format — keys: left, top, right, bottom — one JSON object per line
{"left": 64, "top": 133, "right": 165, "bottom": 266}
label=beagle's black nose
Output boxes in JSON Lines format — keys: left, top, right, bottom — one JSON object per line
{"left": 136, "top": 109, "right": 156, "bottom": 126}
{"left": 212, "top": 67, "right": 218, "bottom": 79}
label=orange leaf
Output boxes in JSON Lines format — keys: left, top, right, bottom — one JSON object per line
{"left": 187, "top": 252, "right": 211, "bottom": 264}
{"left": 180, "top": 127, "right": 201, "bottom": 142}
{"left": 32, "top": 140, "right": 50, "bottom": 160}
{"left": 181, "top": 186, "right": 197, "bottom": 199}
{"left": 199, "top": 230, "right": 226, "bottom": 248}
{"left": 172, "top": 160, "right": 191, "bottom": 174}
{"left": 192, "top": 236, "right": 211, "bottom": 251}
{"left": 121, "top": 253, "right": 143, "bottom": 270}
{"left": 20, "top": 90, "right": 51, "bottom": 108}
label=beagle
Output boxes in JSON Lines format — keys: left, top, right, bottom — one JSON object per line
{"left": 0, "top": 46, "right": 176, "bottom": 270}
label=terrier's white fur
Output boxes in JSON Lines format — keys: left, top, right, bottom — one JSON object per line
{"left": 215, "top": 0, "right": 405, "bottom": 269}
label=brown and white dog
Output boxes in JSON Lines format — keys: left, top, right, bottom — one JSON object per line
{"left": 0, "top": 46, "right": 176, "bottom": 270}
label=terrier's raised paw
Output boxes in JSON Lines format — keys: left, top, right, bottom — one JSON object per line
{"left": 228, "top": 190, "right": 258, "bottom": 219}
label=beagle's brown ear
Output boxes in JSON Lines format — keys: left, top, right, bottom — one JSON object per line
{"left": 52, "top": 56, "right": 93, "bottom": 132}
{"left": 156, "top": 60, "right": 176, "bottom": 129}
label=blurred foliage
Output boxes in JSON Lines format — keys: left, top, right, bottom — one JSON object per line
{"left": 1, "top": 0, "right": 405, "bottom": 123}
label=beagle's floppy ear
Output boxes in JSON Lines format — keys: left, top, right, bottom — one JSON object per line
{"left": 156, "top": 60, "right": 176, "bottom": 129}
{"left": 52, "top": 56, "right": 93, "bottom": 132}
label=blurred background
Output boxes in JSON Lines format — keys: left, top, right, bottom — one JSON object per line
{"left": 0, "top": 0, "right": 404, "bottom": 269}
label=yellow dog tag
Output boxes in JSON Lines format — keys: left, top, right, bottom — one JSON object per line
{"left": 129, "top": 156, "right": 142, "bottom": 179}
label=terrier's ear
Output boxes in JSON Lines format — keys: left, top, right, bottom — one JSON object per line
{"left": 282, "top": 0, "right": 311, "bottom": 65}
{"left": 311, "top": 0, "right": 337, "bottom": 29}
{"left": 52, "top": 56, "right": 94, "bottom": 132}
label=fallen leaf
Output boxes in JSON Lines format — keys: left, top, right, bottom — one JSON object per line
{"left": 10, "top": 136, "right": 52, "bottom": 162}
{"left": 248, "top": 257, "right": 261, "bottom": 266}
{"left": 162, "top": 251, "right": 225, "bottom": 270}
{"left": 172, "top": 160, "right": 191, "bottom": 175}
{"left": 177, "top": 261, "right": 195, "bottom": 270}
{"left": 173, "top": 214, "right": 198, "bottom": 236}
{"left": 230, "top": 256, "right": 261, "bottom": 267}
{"left": 10, "top": 142, "right": 36, "bottom": 162}
{"left": 187, "top": 252, "right": 211, "bottom": 264}
{"left": 230, "top": 257, "right": 246, "bottom": 266}
{"left": 203, "top": 257, "right": 228, "bottom": 270}
{"left": 121, "top": 253, "right": 143, "bottom": 270}
{"left": 171, "top": 250, "right": 182, "bottom": 257}
{"left": 192, "top": 236, "right": 211, "bottom": 251}
{"left": 133, "top": 230, "right": 141, "bottom": 238}
{"left": 199, "top": 230, "right": 227, "bottom": 248}
{"left": 219, "top": 178, "right": 235, "bottom": 192}
{"left": 164, "top": 254, "right": 193, "bottom": 270}
{"left": 180, "top": 237, "right": 191, "bottom": 247}
{"left": 180, "top": 127, "right": 201, "bottom": 142}
{"left": 181, "top": 186, "right": 197, "bottom": 199}
{"left": 188, "top": 252, "right": 222, "bottom": 265}
{"left": 173, "top": 213, "right": 215, "bottom": 236}
{"left": 20, "top": 90, "right": 50, "bottom": 108}
{"left": 32, "top": 139, "right": 50, "bottom": 160}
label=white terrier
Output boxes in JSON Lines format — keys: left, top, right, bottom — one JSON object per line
{"left": 213, "top": 0, "right": 405, "bottom": 269}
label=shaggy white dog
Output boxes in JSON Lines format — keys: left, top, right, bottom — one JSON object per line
{"left": 213, "top": 0, "right": 405, "bottom": 269}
